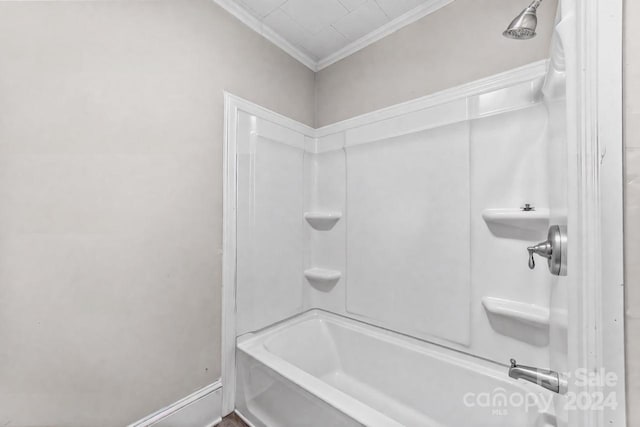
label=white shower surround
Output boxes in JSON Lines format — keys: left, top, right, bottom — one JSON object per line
{"left": 222, "top": 2, "right": 626, "bottom": 422}
{"left": 227, "top": 61, "right": 556, "bottom": 427}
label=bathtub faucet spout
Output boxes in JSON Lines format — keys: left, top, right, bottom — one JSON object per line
{"left": 508, "top": 359, "right": 561, "bottom": 393}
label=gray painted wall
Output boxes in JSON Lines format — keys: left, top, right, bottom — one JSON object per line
{"left": 0, "top": 1, "right": 314, "bottom": 426}
{"left": 314, "top": 0, "right": 557, "bottom": 127}
{"left": 1, "top": 0, "right": 636, "bottom": 425}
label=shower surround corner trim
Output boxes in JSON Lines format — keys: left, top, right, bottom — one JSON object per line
{"left": 211, "top": 0, "right": 317, "bottom": 70}
{"left": 211, "top": 0, "right": 454, "bottom": 72}
{"left": 221, "top": 90, "right": 316, "bottom": 416}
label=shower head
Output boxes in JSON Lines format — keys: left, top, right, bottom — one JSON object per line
{"left": 503, "top": 0, "right": 542, "bottom": 40}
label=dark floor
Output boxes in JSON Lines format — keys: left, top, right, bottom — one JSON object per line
{"left": 216, "top": 413, "right": 250, "bottom": 427}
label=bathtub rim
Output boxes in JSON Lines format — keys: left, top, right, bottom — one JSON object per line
{"left": 238, "top": 309, "right": 554, "bottom": 427}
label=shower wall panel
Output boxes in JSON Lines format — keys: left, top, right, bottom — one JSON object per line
{"left": 305, "top": 67, "right": 553, "bottom": 367}
{"left": 468, "top": 104, "right": 551, "bottom": 366}
{"left": 345, "top": 123, "right": 471, "bottom": 346}
{"left": 233, "top": 63, "right": 554, "bottom": 370}
{"left": 236, "top": 112, "right": 306, "bottom": 335}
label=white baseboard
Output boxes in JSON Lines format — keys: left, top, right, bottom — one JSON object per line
{"left": 128, "top": 381, "right": 223, "bottom": 427}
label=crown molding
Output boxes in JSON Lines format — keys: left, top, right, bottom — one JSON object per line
{"left": 211, "top": 0, "right": 453, "bottom": 72}
{"left": 316, "top": 0, "right": 454, "bottom": 70}
{"left": 212, "top": 0, "right": 319, "bottom": 71}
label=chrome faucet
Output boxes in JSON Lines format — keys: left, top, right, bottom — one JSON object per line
{"left": 508, "top": 359, "right": 560, "bottom": 393}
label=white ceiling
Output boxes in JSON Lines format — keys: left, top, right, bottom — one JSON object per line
{"left": 214, "top": 0, "right": 453, "bottom": 71}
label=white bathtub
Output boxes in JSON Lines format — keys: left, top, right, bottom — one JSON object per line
{"left": 235, "top": 310, "right": 557, "bottom": 427}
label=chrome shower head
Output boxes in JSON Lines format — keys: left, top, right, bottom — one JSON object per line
{"left": 503, "top": 0, "right": 542, "bottom": 40}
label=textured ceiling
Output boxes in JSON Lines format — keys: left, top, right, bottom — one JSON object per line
{"left": 224, "top": 0, "right": 450, "bottom": 67}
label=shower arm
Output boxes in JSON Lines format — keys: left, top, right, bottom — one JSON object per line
{"left": 528, "top": 0, "right": 543, "bottom": 10}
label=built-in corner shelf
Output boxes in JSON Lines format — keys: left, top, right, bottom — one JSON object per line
{"left": 304, "top": 212, "right": 342, "bottom": 231}
{"left": 304, "top": 268, "right": 341, "bottom": 287}
{"left": 482, "top": 208, "right": 550, "bottom": 236}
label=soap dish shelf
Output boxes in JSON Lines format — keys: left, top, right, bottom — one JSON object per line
{"left": 481, "top": 297, "right": 550, "bottom": 329}
{"left": 304, "top": 268, "right": 341, "bottom": 287}
{"left": 304, "top": 212, "right": 342, "bottom": 231}
{"left": 482, "top": 208, "right": 550, "bottom": 232}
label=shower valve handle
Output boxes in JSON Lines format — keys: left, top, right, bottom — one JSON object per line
{"left": 527, "top": 241, "right": 552, "bottom": 269}
{"left": 526, "top": 225, "right": 567, "bottom": 276}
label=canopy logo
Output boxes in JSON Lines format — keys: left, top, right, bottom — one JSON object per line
{"left": 462, "top": 368, "right": 618, "bottom": 416}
